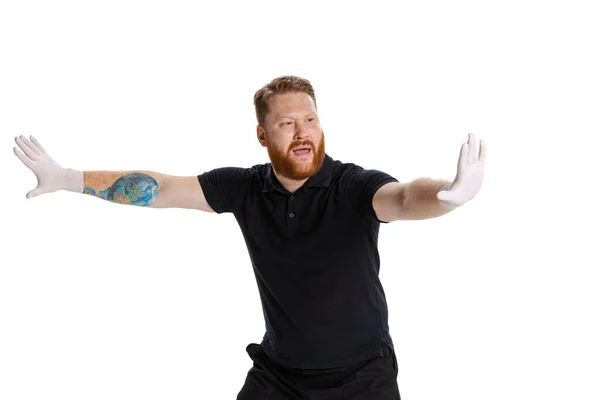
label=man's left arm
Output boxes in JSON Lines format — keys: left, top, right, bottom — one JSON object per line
{"left": 373, "top": 133, "right": 486, "bottom": 222}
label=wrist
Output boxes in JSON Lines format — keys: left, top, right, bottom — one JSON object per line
{"left": 437, "top": 182, "right": 459, "bottom": 209}
{"left": 439, "top": 199, "right": 458, "bottom": 210}
{"left": 62, "top": 168, "right": 84, "bottom": 193}
{"left": 438, "top": 182, "right": 452, "bottom": 192}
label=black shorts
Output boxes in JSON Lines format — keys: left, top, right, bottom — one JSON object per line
{"left": 236, "top": 343, "right": 401, "bottom": 400}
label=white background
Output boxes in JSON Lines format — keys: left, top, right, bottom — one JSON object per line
{"left": 1, "top": 1, "right": 599, "bottom": 399}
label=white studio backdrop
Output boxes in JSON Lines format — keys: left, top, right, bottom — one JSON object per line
{"left": 1, "top": 1, "right": 599, "bottom": 399}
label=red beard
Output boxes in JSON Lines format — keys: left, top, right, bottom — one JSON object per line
{"left": 266, "top": 133, "right": 326, "bottom": 180}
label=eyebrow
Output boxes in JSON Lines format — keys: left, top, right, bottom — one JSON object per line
{"left": 277, "top": 114, "right": 316, "bottom": 121}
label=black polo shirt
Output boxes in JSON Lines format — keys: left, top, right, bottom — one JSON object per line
{"left": 197, "top": 154, "right": 399, "bottom": 369}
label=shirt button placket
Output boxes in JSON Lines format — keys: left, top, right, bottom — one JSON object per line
{"left": 288, "top": 195, "right": 296, "bottom": 220}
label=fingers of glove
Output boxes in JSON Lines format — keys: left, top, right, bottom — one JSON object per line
{"left": 15, "top": 136, "right": 38, "bottom": 161}
{"left": 468, "top": 133, "right": 477, "bottom": 163}
{"left": 479, "top": 139, "right": 486, "bottom": 163}
{"left": 13, "top": 145, "right": 36, "bottom": 170}
{"left": 458, "top": 142, "right": 468, "bottom": 175}
{"left": 29, "top": 135, "right": 46, "bottom": 154}
{"left": 26, "top": 187, "right": 46, "bottom": 199}
{"left": 19, "top": 134, "right": 43, "bottom": 156}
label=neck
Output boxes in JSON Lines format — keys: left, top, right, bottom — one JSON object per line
{"left": 273, "top": 169, "right": 309, "bottom": 194}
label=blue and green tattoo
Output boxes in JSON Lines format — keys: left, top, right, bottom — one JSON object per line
{"left": 83, "top": 172, "right": 159, "bottom": 206}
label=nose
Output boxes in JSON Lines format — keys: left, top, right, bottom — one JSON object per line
{"left": 294, "top": 122, "right": 310, "bottom": 140}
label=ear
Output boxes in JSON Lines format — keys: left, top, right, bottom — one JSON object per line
{"left": 257, "top": 125, "right": 267, "bottom": 147}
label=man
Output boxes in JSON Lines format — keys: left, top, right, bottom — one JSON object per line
{"left": 13, "top": 75, "right": 486, "bottom": 399}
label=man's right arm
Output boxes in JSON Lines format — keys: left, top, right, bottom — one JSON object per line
{"left": 82, "top": 171, "right": 214, "bottom": 212}
{"left": 13, "top": 135, "right": 215, "bottom": 212}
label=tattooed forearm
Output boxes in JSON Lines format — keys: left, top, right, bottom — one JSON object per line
{"left": 83, "top": 172, "right": 159, "bottom": 206}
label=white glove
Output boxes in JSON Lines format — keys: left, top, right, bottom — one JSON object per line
{"left": 437, "top": 133, "right": 486, "bottom": 209}
{"left": 13, "top": 135, "right": 83, "bottom": 198}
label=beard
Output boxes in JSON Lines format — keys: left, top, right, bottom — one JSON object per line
{"left": 266, "top": 131, "right": 326, "bottom": 181}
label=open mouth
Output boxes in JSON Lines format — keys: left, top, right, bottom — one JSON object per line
{"left": 292, "top": 148, "right": 312, "bottom": 156}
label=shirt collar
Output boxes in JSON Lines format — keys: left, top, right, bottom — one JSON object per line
{"left": 262, "top": 154, "right": 334, "bottom": 193}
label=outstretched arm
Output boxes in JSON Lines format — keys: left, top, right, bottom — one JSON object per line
{"left": 13, "top": 135, "right": 214, "bottom": 212}
{"left": 373, "top": 133, "right": 486, "bottom": 222}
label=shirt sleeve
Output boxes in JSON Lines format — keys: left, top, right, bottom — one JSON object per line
{"left": 343, "top": 165, "right": 399, "bottom": 223}
{"left": 197, "top": 167, "right": 250, "bottom": 214}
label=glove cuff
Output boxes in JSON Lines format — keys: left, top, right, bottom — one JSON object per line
{"left": 437, "top": 182, "right": 459, "bottom": 209}
{"left": 63, "top": 168, "right": 84, "bottom": 193}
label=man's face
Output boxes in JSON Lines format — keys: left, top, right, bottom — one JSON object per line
{"left": 258, "top": 92, "right": 326, "bottom": 181}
